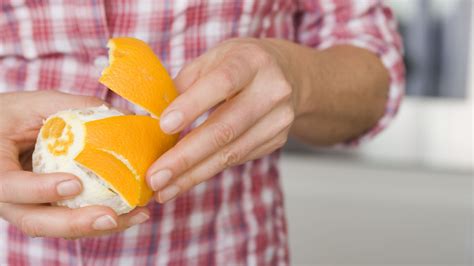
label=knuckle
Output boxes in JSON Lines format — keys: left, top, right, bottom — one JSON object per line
{"left": 39, "top": 90, "right": 59, "bottom": 97}
{"left": 0, "top": 172, "right": 16, "bottom": 202}
{"left": 240, "top": 43, "right": 272, "bottom": 66}
{"left": 221, "top": 148, "right": 241, "bottom": 168}
{"left": 176, "top": 153, "right": 191, "bottom": 171}
{"left": 70, "top": 210, "right": 101, "bottom": 237}
{"left": 212, "top": 122, "right": 235, "bottom": 148}
{"left": 19, "top": 215, "right": 44, "bottom": 238}
{"left": 176, "top": 174, "right": 208, "bottom": 191}
{"left": 280, "top": 81, "right": 293, "bottom": 96}
{"left": 281, "top": 108, "right": 295, "bottom": 128}
{"left": 238, "top": 42, "right": 260, "bottom": 51}
{"left": 275, "top": 134, "right": 289, "bottom": 149}
{"left": 218, "top": 64, "right": 239, "bottom": 95}
{"left": 68, "top": 219, "right": 87, "bottom": 237}
{"left": 254, "top": 49, "right": 273, "bottom": 66}
{"left": 270, "top": 80, "right": 292, "bottom": 105}
{"left": 183, "top": 175, "right": 198, "bottom": 189}
{"left": 177, "top": 62, "right": 201, "bottom": 83}
{"left": 32, "top": 181, "right": 54, "bottom": 201}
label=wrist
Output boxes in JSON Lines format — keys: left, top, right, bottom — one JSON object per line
{"left": 259, "top": 38, "right": 320, "bottom": 119}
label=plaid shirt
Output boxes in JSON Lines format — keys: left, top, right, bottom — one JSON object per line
{"left": 0, "top": 0, "right": 404, "bottom": 265}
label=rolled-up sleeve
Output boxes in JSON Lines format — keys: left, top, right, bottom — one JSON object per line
{"left": 296, "top": 0, "right": 405, "bottom": 146}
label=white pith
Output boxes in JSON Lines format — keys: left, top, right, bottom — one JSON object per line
{"left": 32, "top": 105, "right": 134, "bottom": 215}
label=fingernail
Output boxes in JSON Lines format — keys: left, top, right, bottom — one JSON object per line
{"left": 160, "top": 110, "right": 183, "bottom": 133}
{"left": 159, "top": 185, "right": 180, "bottom": 203}
{"left": 92, "top": 215, "right": 117, "bottom": 230}
{"left": 150, "top": 169, "right": 172, "bottom": 191}
{"left": 57, "top": 180, "right": 82, "bottom": 197}
{"left": 128, "top": 212, "right": 150, "bottom": 226}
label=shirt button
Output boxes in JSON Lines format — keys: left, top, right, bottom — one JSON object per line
{"left": 94, "top": 56, "right": 109, "bottom": 68}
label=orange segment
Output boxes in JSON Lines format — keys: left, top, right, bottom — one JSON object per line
{"left": 75, "top": 144, "right": 140, "bottom": 206}
{"left": 99, "top": 37, "right": 178, "bottom": 118}
{"left": 42, "top": 117, "right": 66, "bottom": 139}
{"left": 75, "top": 115, "right": 178, "bottom": 206}
{"left": 42, "top": 117, "right": 75, "bottom": 156}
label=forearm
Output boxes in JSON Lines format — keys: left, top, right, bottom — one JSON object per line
{"left": 264, "top": 39, "right": 390, "bottom": 146}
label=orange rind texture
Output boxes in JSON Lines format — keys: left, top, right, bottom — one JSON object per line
{"left": 99, "top": 37, "right": 178, "bottom": 118}
{"left": 34, "top": 37, "right": 179, "bottom": 212}
{"left": 76, "top": 37, "right": 179, "bottom": 208}
{"left": 75, "top": 116, "right": 178, "bottom": 206}
{"left": 75, "top": 145, "right": 141, "bottom": 206}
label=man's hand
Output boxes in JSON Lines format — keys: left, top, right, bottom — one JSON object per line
{"left": 0, "top": 91, "right": 150, "bottom": 238}
{"left": 147, "top": 38, "right": 298, "bottom": 203}
{"left": 146, "top": 38, "right": 389, "bottom": 203}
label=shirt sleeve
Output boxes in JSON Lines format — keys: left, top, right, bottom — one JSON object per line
{"left": 296, "top": 0, "right": 405, "bottom": 146}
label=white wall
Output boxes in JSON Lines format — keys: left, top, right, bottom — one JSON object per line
{"left": 358, "top": 98, "right": 473, "bottom": 170}
{"left": 281, "top": 154, "right": 472, "bottom": 265}
{"left": 357, "top": 1, "right": 473, "bottom": 171}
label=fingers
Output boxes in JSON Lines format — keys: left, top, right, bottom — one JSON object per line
{"left": 147, "top": 80, "right": 277, "bottom": 191}
{"left": 90, "top": 207, "right": 150, "bottom": 238}
{"left": 173, "top": 58, "right": 206, "bottom": 93}
{"left": 155, "top": 105, "right": 293, "bottom": 203}
{"left": 29, "top": 91, "right": 106, "bottom": 118}
{"left": 0, "top": 91, "right": 115, "bottom": 155}
{"left": 173, "top": 42, "right": 237, "bottom": 94}
{"left": 1, "top": 204, "right": 117, "bottom": 238}
{"left": 147, "top": 40, "right": 295, "bottom": 203}
{"left": 0, "top": 203, "right": 150, "bottom": 238}
{"left": 0, "top": 171, "right": 82, "bottom": 204}
{"left": 0, "top": 143, "right": 21, "bottom": 172}
{"left": 2, "top": 91, "right": 106, "bottom": 121}
{"left": 243, "top": 130, "right": 290, "bottom": 162}
{"left": 66, "top": 207, "right": 151, "bottom": 239}
{"left": 148, "top": 64, "right": 291, "bottom": 191}
{"left": 160, "top": 55, "right": 258, "bottom": 134}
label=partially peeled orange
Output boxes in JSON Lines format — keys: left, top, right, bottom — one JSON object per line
{"left": 32, "top": 37, "right": 178, "bottom": 214}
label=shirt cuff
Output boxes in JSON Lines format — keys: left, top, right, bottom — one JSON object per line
{"left": 316, "top": 36, "right": 406, "bottom": 147}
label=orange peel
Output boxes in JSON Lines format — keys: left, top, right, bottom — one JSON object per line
{"left": 32, "top": 37, "right": 178, "bottom": 214}
{"left": 99, "top": 38, "right": 178, "bottom": 118}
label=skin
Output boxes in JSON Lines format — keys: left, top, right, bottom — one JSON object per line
{"left": 0, "top": 38, "right": 389, "bottom": 238}
{"left": 0, "top": 91, "right": 150, "bottom": 238}
{"left": 147, "top": 38, "right": 389, "bottom": 203}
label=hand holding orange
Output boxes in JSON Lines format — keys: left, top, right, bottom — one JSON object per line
{"left": 33, "top": 37, "right": 178, "bottom": 214}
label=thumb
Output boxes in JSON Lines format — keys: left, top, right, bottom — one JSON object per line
{"left": 1, "top": 91, "right": 107, "bottom": 152}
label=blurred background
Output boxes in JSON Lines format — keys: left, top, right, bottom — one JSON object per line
{"left": 281, "top": 0, "right": 473, "bottom": 265}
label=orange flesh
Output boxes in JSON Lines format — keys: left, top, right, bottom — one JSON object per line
{"left": 42, "top": 117, "right": 74, "bottom": 156}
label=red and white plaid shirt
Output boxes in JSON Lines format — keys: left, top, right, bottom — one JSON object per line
{"left": 0, "top": 0, "right": 404, "bottom": 265}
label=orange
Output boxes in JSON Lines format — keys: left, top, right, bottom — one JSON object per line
{"left": 33, "top": 37, "right": 179, "bottom": 214}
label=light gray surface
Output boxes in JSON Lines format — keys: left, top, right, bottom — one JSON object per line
{"left": 280, "top": 153, "right": 472, "bottom": 266}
